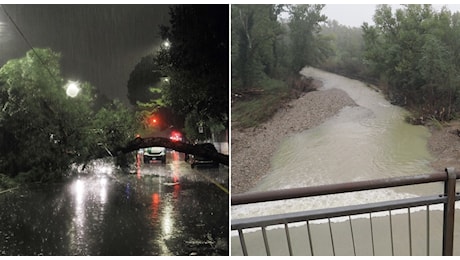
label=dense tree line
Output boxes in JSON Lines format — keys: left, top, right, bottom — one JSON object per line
{"left": 362, "top": 4, "right": 460, "bottom": 121}
{"left": 0, "top": 48, "right": 135, "bottom": 182}
{"left": 231, "top": 4, "right": 331, "bottom": 91}
{"left": 231, "top": 4, "right": 332, "bottom": 127}
{"left": 232, "top": 4, "right": 460, "bottom": 125}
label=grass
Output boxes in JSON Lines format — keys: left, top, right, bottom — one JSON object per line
{"left": 0, "top": 173, "right": 18, "bottom": 191}
{"left": 428, "top": 115, "right": 444, "bottom": 130}
{"left": 232, "top": 78, "right": 291, "bottom": 129}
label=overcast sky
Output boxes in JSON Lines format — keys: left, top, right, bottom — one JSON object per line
{"left": 322, "top": 4, "right": 460, "bottom": 28}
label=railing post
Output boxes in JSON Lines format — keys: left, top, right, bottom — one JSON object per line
{"left": 443, "top": 167, "right": 456, "bottom": 256}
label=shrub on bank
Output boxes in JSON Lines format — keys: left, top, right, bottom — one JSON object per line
{"left": 0, "top": 173, "right": 18, "bottom": 190}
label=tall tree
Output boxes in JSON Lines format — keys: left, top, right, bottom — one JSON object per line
{"left": 126, "top": 53, "right": 163, "bottom": 106}
{"left": 0, "top": 48, "right": 135, "bottom": 181}
{"left": 363, "top": 4, "right": 460, "bottom": 120}
{"left": 231, "top": 4, "right": 335, "bottom": 128}
{"left": 155, "top": 5, "right": 229, "bottom": 141}
{"left": 231, "top": 4, "right": 283, "bottom": 90}
{"left": 285, "top": 4, "right": 332, "bottom": 72}
{"left": 0, "top": 48, "right": 89, "bottom": 179}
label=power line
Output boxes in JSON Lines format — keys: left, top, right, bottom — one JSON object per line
{"left": 0, "top": 4, "right": 61, "bottom": 86}
{"left": 1, "top": 4, "right": 65, "bottom": 133}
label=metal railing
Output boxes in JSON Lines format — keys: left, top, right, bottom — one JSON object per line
{"left": 231, "top": 168, "right": 460, "bottom": 256}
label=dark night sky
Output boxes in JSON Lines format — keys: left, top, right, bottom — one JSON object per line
{"left": 0, "top": 4, "right": 172, "bottom": 105}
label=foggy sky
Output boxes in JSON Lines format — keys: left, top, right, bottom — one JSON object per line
{"left": 0, "top": 4, "right": 171, "bottom": 105}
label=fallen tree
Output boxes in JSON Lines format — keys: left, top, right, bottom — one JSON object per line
{"left": 114, "top": 137, "right": 229, "bottom": 166}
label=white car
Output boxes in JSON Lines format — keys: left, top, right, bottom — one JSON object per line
{"left": 143, "top": 147, "right": 166, "bottom": 164}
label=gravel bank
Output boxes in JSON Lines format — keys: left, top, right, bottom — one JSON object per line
{"left": 231, "top": 87, "right": 356, "bottom": 194}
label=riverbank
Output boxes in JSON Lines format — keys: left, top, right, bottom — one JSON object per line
{"left": 230, "top": 69, "right": 459, "bottom": 194}
{"left": 0, "top": 173, "right": 18, "bottom": 193}
{"left": 231, "top": 86, "right": 356, "bottom": 194}
{"left": 427, "top": 120, "right": 460, "bottom": 172}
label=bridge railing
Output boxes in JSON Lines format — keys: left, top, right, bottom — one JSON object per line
{"left": 231, "top": 168, "right": 460, "bottom": 256}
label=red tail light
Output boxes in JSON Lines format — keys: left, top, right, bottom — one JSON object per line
{"left": 170, "top": 131, "right": 182, "bottom": 142}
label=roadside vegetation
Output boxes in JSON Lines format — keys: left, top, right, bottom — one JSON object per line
{"left": 232, "top": 4, "right": 460, "bottom": 130}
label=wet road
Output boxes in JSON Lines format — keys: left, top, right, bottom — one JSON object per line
{"left": 0, "top": 151, "right": 229, "bottom": 256}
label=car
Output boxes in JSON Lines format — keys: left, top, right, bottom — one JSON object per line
{"left": 169, "top": 130, "right": 183, "bottom": 142}
{"left": 143, "top": 146, "right": 166, "bottom": 164}
{"left": 188, "top": 143, "right": 219, "bottom": 169}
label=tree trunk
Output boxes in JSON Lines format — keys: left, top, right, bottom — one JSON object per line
{"left": 115, "top": 137, "right": 229, "bottom": 166}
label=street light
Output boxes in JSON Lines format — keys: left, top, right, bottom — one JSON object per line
{"left": 65, "top": 80, "right": 80, "bottom": 98}
{"left": 162, "top": 39, "right": 171, "bottom": 50}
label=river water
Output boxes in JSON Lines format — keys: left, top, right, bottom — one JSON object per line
{"left": 231, "top": 67, "right": 455, "bottom": 255}
{"left": 233, "top": 67, "right": 436, "bottom": 218}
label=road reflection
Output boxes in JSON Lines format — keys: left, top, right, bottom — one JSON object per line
{"left": 143, "top": 151, "right": 184, "bottom": 255}
{"left": 71, "top": 179, "right": 86, "bottom": 253}
{"left": 170, "top": 152, "right": 181, "bottom": 198}
{"left": 100, "top": 177, "right": 107, "bottom": 204}
{"left": 151, "top": 193, "right": 160, "bottom": 222}
{"left": 70, "top": 163, "right": 111, "bottom": 254}
{"left": 0, "top": 154, "right": 228, "bottom": 255}
{"left": 136, "top": 152, "right": 142, "bottom": 180}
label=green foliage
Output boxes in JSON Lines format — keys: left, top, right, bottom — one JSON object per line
{"left": 0, "top": 173, "right": 18, "bottom": 190}
{"left": 231, "top": 4, "right": 283, "bottom": 90}
{"left": 361, "top": 4, "right": 460, "bottom": 121}
{"left": 429, "top": 115, "right": 444, "bottom": 130}
{"left": 159, "top": 5, "right": 228, "bottom": 125}
{"left": 131, "top": 5, "right": 229, "bottom": 142}
{"left": 91, "top": 100, "right": 136, "bottom": 169}
{"left": 231, "top": 78, "right": 289, "bottom": 128}
{"left": 0, "top": 49, "right": 75, "bottom": 179}
{"left": 286, "top": 4, "right": 332, "bottom": 72}
{"left": 231, "top": 4, "right": 332, "bottom": 128}
{"left": 184, "top": 111, "right": 208, "bottom": 142}
{"left": 92, "top": 99, "right": 136, "bottom": 153}
{"left": 126, "top": 54, "right": 163, "bottom": 106}
{"left": 0, "top": 48, "right": 135, "bottom": 182}
{"left": 231, "top": 4, "right": 332, "bottom": 90}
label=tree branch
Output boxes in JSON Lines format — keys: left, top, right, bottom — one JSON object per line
{"left": 115, "top": 137, "right": 228, "bottom": 166}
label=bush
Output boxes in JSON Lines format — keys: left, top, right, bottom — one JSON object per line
{"left": 0, "top": 173, "right": 18, "bottom": 190}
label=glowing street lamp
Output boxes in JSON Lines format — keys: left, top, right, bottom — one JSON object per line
{"left": 162, "top": 39, "right": 171, "bottom": 50}
{"left": 65, "top": 81, "right": 80, "bottom": 98}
